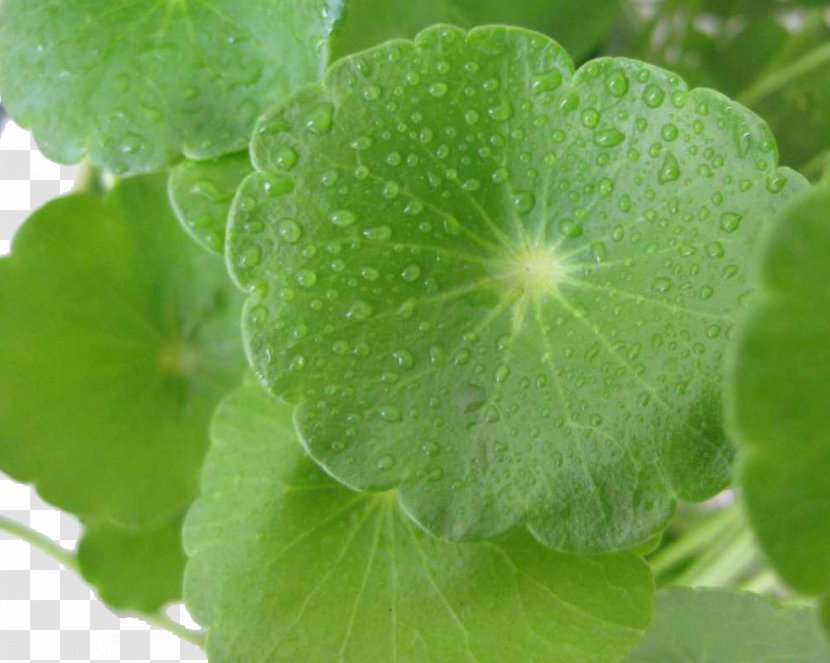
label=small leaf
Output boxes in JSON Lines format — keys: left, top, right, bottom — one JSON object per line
{"left": 729, "top": 181, "right": 830, "bottom": 613}
{"left": 169, "top": 152, "right": 252, "bottom": 255}
{"left": 228, "top": 25, "right": 806, "bottom": 552}
{"left": 183, "top": 382, "right": 654, "bottom": 663}
{"left": 78, "top": 514, "right": 185, "bottom": 614}
{"left": 625, "top": 587, "right": 830, "bottom": 662}
{"left": 330, "top": 0, "right": 621, "bottom": 62}
{"left": 0, "top": 176, "right": 244, "bottom": 526}
{"left": 0, "top": 0, "right": 340, "bottom": 174}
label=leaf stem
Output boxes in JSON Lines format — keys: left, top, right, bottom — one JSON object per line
{"left": 143, "top": 612, "right": 206, "bottom": 649}
{"left": 72, "top": 158, "right": 105, "bottom": 194}
{"left": 648, "top": 505, "right": 741, "bottom": 577}
{"left": 740, "top": 569, "right": 782, "bottom": 595}
{"left": 673, "top": 529, "right": 757, "bottom": 589}
{"left": 739, "top": 41, "right": 830, "bottom": 107}
{"left": 0, "top": 514, "right": 79, "bottom": 571}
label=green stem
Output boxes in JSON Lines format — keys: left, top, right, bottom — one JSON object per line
{"left": 0, "top": 514, "right": 79, "bottom": 571}
{"left": 143, "top": 612, "right": 205, "bottom": 649}
{"left": 1, "top": 515, "right": 204, "bottom": 648}
{"left": 739, "top": 41, "right": 830, "bottom": 107}
{"left": 72, "top": 158, "right": 105, "bottom": 194}
{"left": 648, "top": 506, "right": 741, "bottom": 577}
{"left": 740, "top": 569, "right": 781, "bottom": 595}
{"left": 674, "top": 530, "right": 757, "bottom": 588}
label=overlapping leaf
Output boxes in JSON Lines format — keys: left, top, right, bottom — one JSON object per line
{"left": 169, "top": 153, "right": 252, "bottom": 254}
{"left": 227, "top": 25, "right": 805, "bottom": 552}
{"left": 184, "top": 382, "right": 653, "bottom": 663}
{"left": 729, "top": 179, "right": 830, "bottom": 626}
{"left": 78, "top": 514, "right": 186, "bottom": 614}
{"left": 625, "top": 588, "right": 830, "bottom": 662}
{"left": 0, "top": 0, "right": 339, "bottom": 174}
{"left": 0, "top": 176, "right": 244, "bottom": 527}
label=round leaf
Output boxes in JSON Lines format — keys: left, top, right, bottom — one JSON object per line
{"left": 625, "top": 588, "right": 830, "bottom": 662}
{"left": 0, "top": 0, "right": 338, "bottom": 174}
{"left": 0, "top": 176, "right": 244, "bottom": 525}
{"left": 78, "top": 514, "right": 186, "bottom": 614}
{"left": 227, "top": 26, "right": 805, "bottom": 552}
{"left": 169, "top": 152, "right": 252, "bottom": 255}
{"left": 184, "top": 382, "right": 654, "bottom": 663}
{"left": 729, "top": 182, "right": 830, "bottom": 606}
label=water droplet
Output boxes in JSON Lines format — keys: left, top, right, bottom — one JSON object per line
{"left": 766, "top": 174, "right": 787, "bottom": 193}
{"left": 379, "top": 407, "right": 402, "bottom": 422}
{"left": 652, "top": 276, "right": 672, "bottom": 293}
{"left": 401, "top": 264, "right": 421, "bottom": 281}
{"left": 594, "top": 128, "right": 625, "bottom": 148}
{"left": 494, "top": 365, "right": 511, "bottom": 383}
{"left": 350, "top": 135, "right": 373, "bottom": 150}
{"left": 361, "top": 85, "right": 381, "bottom": 100}
{"left": 405, "top": 200, "right": 424, "bottom": 216}
{"left": 360, "top": 266, "right": 379, "bottom": 281}
{"left": 383, "top": 181, "right": 400, "bottom": 199}
{"left": 249, "top": 306, "right": 269, "bottom": 328}
{"left": 362, "top": 225, "right": 392, "bottom": 241}
{"left": 347, "top": 300, "right": 373, "bottom": 320}
{"left": 705, "top": 241, "right": 724, "bottom": 259}
{"left": 295, "top": 269, "right": 317, "bottom": 288}
{"left": 488, "top": 100, "right": 514, "bottom": 122}
{"left": 491, "top": 167, "right": 509, "bottom": 184}
{"left": 429, "top": 82, "right": 448, "bottom": 98}
{"left": 532, "top": 70, "right": 563, "bottom": 94}
{"left": 720, "top": 212, "right": 743, "bottom": 233}
{"left": 607, "top": 70, "right": 629, "bottom": 97}
{"left": 582, "top": 109, "right": 600, "bottom": 128}
{"left": 513, "top": 191, "right": 536, "bottom": 214}
{"left": 278, "top": 219, "right": 302, "bottom": 243}
{"left": 376, "top": 454, "right": 396, "bottom": 469}
{"left": 643, "top": 85, "right": 665, "bottom": 108}
{"left": 237, "top": 245, "right": 262, "bottom": 268}
{"left": 275, "top": 146, "right": 298, "bottom": 169}
{"left": 393, "top": 349, "right": 414, "bottom": 369}
{"left": 329, "top": 210, "right": 357, "bottom": 227}
{"left": 306, "top": 103, "right": 334, "bottom": 134}
{"left": 658, "top": 153, "right": 680, "bottom": 184}
{"left": 661, "top": 123, "right": 679, "bottom": 141}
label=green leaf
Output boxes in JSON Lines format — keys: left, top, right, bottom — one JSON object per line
{"left": 169, "top": 152, "right": 252, "bottom": 255}
{"left": 78, "top": 514, "right": 186, "bottom": 614}
{"left": 728, "top": 181, "right": 830, "bottom": 607}
{"left": 0, "top": 176, "right": 244, "bottom": 526}
{"left": 184, "top": 382, "right": 654, "bottom": 663}
{"left": 0, "top": 0, "right": 339, "bottom": 174}
{"left": 227, "top": 25, "right": 806, "bottom": 552}
{"left": 330, "top": 0, "right": 621, "bottom": 63}
{"left": 625, "top": 587, "right": 830, "bottom": 662}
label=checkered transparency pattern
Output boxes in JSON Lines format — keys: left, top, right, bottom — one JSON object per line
{"left": 0, "top": 116, "right": 207, "bottom": 662}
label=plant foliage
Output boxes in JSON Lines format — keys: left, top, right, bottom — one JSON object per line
{"left": 1, "top": 0, "right": 829, "bottom": 657}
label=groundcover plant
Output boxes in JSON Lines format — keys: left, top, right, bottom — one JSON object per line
{"left": 0, "top": 1, "right": 829, "bottom": 661}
